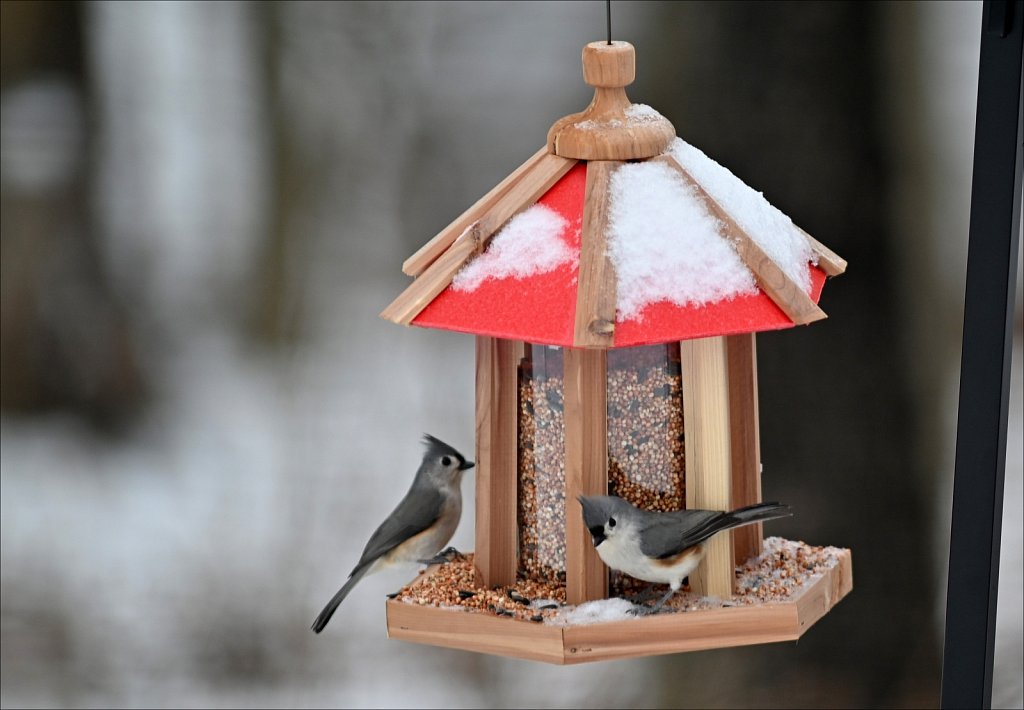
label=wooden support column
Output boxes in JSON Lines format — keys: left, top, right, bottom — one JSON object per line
{"left": 474, "top": 336, "right": 520, "bottom": 589}
{"left": 680, "top": 336, "right": 734, "bottom": 599}
{"left": 563, "top": 347, "right": 609, "bottom": 604}
{"left": 726, "top": 333, "right": 763, "bottom": 565}
{"left": 573, "top": 160, "right": 620, "bottom": 348}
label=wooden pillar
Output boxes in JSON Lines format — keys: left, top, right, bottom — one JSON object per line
{"left": 473, "top": 336, "right": 519, "bottom": 588}
{"left": 680, "top": 335, "right": 734, "bottom": 598}
{"left": 563, "top": 347, "right": 609, "bottom": 604}
{"left": 727, "top": 332, "right": 763, "bottom": 565}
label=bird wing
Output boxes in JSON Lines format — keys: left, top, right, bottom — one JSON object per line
{"left": 637, "top": 509, "right": 724, "bottom": 559}
{"left": 349, "top": 484, "right": 445, "bottom": 576}
{"left": 638, "top": 503, "right": 792, "bottom": 559}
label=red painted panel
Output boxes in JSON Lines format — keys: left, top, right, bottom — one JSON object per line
{"left": 411, "top": 160, "right": 831, "bottom": 347}
{"left": 413, "top": 162, "right": 586, "bottom": 347}
{"left": 612, "top": 266, "right": 828, "bottom": 347}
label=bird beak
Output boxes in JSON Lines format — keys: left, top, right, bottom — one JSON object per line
{"left": 459, "top": 460, "right": 475, "bottom": 471}
{"left": 588, "top": 526, "right": 605, "bottom": 547}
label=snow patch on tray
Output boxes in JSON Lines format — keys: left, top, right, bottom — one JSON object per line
{"left": 545, "top": 597, "right": 636, "bottom": 627}
{"left": 607, "top": 160, "right": 758, "bottom": 321}
{"left": 669, "top": 137, "right": 815, "bottom": 293}
{"left": 451, "top": 204, "right": 573, "bottom": 292}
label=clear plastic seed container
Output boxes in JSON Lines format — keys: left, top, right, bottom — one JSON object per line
{"left": 606, "top": 343, "right": 686, "bottom": 512}
{"left": 516, "top": 342, "right": 686, "bottom": 590}
{"left": 517, "top": 345, "right": 566, "bottom": 585}
{"left": 606, "top": 343, "right": 686, "bottom": 594}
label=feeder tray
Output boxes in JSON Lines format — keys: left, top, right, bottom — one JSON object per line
{"left": 380, "top": 40, "right": 852, "bottom": 663}
{"left": 387, "top": 544, "right": 852, "bottom": 665}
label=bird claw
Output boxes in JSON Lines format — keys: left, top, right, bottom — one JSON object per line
{"left": 619, "top": 584, "right": 661, "bottom": 604}
{"left": 627, "top": 604, "right": 663, "bottom": 617}
{"left": 418, "top": 546, "right": 462, "bottom": 566}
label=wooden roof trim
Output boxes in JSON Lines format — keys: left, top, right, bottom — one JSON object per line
{"left": 654, "top": 154, "right": 827, "bottom": 327}
{"left": 381, "top": 223, "right": 481, "bottom": 326}
{"left": 799, "top": 228, "right": 848, "bottom": 277}
{"left": 573, "top": 160, "right": 621, "bottom": 348}
{"left": 403, "top": 146, "right": 550, "bottom": 277}
{"left": 382, "top": 152, "right": 578, "bottom": 325}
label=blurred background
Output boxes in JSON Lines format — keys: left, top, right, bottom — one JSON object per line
{"left": 1, "top": 1, "right": 1021, "bottom": 708}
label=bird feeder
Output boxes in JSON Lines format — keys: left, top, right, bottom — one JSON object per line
{"left": 380, "top": 41, "right": 853, "bottom": 664}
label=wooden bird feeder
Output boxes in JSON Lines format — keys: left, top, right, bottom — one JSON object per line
{"left": 380, "top": 41, "right": 853, "bottom": 664}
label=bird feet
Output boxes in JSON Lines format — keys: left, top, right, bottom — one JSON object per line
{"left": 626, "top": 587, "right": 676, "bottom": 616}
{"left": 619, "top": 584, "right": 661, "bottom": 605}
{"left": 626, "top": 603, "right": 664, "bottom": 617}
{"left": 418, "top": 546, "right": 462, "bottom": 566}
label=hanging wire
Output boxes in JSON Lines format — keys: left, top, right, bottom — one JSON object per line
{"left": 606, "top": 0, "right": 612, "bottom": 44}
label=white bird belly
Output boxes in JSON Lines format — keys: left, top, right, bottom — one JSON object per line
{"left": 596, "top": 532, "right": 704, "bottom": 589}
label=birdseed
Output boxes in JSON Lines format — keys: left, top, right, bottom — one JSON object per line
{"left": 392, "top": 539, "right": 846, "bottom": 623}
{"left": 517, "top": 344, "right": 686, "bottom": 590}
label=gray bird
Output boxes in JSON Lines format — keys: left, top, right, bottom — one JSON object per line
{"left": 312, "top": 434, "right": 474, "bottom": 633}
{"left": 578, "top": 494, "right": 792, "bottom": 615}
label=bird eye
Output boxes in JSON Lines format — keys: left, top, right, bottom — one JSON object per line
{"left": 441, "top": 456, "right": 452, "bottom": 466}
{"left": 608, "top": 517, "right": 617, "bottom": 528}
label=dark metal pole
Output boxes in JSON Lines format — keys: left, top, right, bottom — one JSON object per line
{"left": 940, "top": 1, "right": 1023, "bottom": 708}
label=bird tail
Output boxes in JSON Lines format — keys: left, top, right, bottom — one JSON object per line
{"left": 726, "top": 501, "right": 792, "bottom": 527}
{"left": 311, "top": 564, "right": 372, "bottom": 634}
{"left": 691, "top": 502, "right": 792, "bottom": 544}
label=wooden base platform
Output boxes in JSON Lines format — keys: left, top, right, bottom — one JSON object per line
{"left": 386, "top": 548, "right": 852, "bottom": 665}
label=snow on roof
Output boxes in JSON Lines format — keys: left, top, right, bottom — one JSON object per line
{"left": 607, "top": 159, "right": 758, "bottom": 321}
{"left": 575, "top": 103, "right": 669, "bottom": 132}
{"left": 669, "top": 137, "right": 816, "bottom": 294}
{"left": 406, "top": 148, "right": 833, "bottom": 347}
{"left": 452, "top": 203, "right": 575, "bottom": 292}
{"left": 450, "top": 140, "right": 818, "bottom": 325}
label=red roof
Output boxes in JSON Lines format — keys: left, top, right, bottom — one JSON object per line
{"left": 412, "top": 162, "right": 829, "bottom": 348}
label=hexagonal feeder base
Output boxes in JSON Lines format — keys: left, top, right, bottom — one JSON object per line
{"left": 386, "top": 547, "right": 852, "bottom": 665}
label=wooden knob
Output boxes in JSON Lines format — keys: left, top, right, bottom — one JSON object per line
{"left": 582, "top": 41, "right": 636, "bottom": 88}
{"left": 548, "top": 41, "right": 675, "bottom": 161}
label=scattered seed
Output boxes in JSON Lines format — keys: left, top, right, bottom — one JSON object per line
{"left": 506, "top": 589, "right": 530, "bottom": 604}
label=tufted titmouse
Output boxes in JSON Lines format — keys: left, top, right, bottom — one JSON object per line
{"left": 578, "top": 494, "right": 792, "bottom": 615}
{"left": 311, "top": 434, "right": 474, "bottom": 633}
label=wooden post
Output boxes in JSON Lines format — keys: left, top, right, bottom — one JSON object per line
{"left": 474, "top": 336, "right": 520, "bottom": 589}
{"left": 573, "top": 160, "right": 621, "bottom": 348}
{"left": 726, "top": 333, "right": 763, "bottom": 565}
{"left": 563, "top": 347, "right": 609, "bottom": 604}
{"left": 680, "top": 336, "right": 734, "bottom": 598}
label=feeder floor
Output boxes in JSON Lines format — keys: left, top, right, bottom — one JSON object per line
{"left": 386, "top": 537, "right": 853, "bottom": 664}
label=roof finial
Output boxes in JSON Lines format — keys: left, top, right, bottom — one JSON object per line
{"left": 547, "top": 41, "right": 675, "bottom": 161}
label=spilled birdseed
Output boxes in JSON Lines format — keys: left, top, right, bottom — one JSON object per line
{"left": 392, "top": 555, "right": 568, "bottom": 623}
{"left": 391, "top": 537, "right": 846, "bottom": 627}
